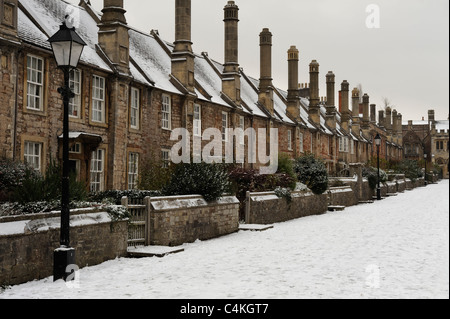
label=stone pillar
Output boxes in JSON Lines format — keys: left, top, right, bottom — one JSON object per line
{"left": 98, "top": 0, "right": 130, "bottom": 75}
{"left": 286, "top": 46, "right": 300, "bottom": 119}
{"left": 351, "top": 88, "right": 360, "bottom": 136}
{"left": 308, "top": 60, "right": 320, "bottom": 125}
{"left": 0, "top": 0, "right": 19, "bottom": 42}
{"left": 172, "top": 0, "right": 195, "bottom": 93}
{"left": 222, "top": 1, "right": 241, "bottom": 105}
{"left": 340, "top": 80, "right": 350, "bottom": 132}
{"left": 258, "top": 28, "right": 274, "bottom": 115}
{"left": 325, "top": 71, "right": 336, "bottom": 130}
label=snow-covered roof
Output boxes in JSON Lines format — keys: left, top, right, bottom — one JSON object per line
{"left": 19, "top": 0, "right": 112, "bottom": 72}
{"left": 435, "top": 120, "right": 449, "bottom": 133}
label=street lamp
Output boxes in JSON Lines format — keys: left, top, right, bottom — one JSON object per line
{"left": 374, "top": 133, "right": 382, "bottom": 200}
{"left": 424, "top": 153, "right": 428, "bottom": 186}
{"left": 48, "top": 20, "right": 86, "bottom": 282}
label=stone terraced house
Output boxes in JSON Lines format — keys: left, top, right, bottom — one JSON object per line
{"left": 0, "top": 0, "right": 404, "bottom": 191}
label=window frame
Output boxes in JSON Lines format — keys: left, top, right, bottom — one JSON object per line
{"left": 24, "top": 141, "right": 42, "bottom": 172}
{"left": 162, "top": 94, "right": 172, "bottom": 130}
{"left": 91, "top": 75, "right": 106, "bottom": 124}
{"left": 222, "top": 112, "right": 229, "bottom": 142}
{"left": 128, "top": 152, "right": 139, "bottom": 190}
{"left": 69, "top": 69, "right": 82, "bottom": 119}
{"left": 193, "top": 104, "right": 202, "bottom": 137}
{"left": 90, "top": 148, "right": 105, "bottom": 193}
{"left": 26, "top": 54, "right": 44, "bottom": 111}
{"left": 130, "top": 87, "right": 140, "bottom": 130}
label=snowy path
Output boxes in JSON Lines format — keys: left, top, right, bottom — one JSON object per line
{"left": 1, "top": 180, "right": 449, "bottom": 299}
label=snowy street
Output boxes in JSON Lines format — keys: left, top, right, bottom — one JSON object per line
{"left": 1, "top": 180, "right": 448, "bottom": 299}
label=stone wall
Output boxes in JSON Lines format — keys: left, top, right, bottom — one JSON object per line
{"left": 328, "top": 186, "right": 359, "bottom": 207}
{"left": 149, "top": 195, "right": 240, "bottom": 247}
{"left": 245, "top": 191, "right": 328, "bottom": 225}
{"left": 0, "top": 211, "right": 128, "bottom": 286}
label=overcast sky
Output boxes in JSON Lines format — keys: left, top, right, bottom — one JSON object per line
{"left": 67, "top": 0, "right": 449, "bottom": 122}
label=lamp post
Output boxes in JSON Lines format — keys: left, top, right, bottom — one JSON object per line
{"left": 424, "top": 153, "right": 428, "bottom": 186}
{"left": 374, "top": 133, "right": 382, "bottom": 200}
{"left": 48, "top": 19, "right": 86, "bottom": 282}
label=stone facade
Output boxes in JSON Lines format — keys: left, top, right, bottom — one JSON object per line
{"left": 0, "top": 0, "right": 405, "bottom": 193}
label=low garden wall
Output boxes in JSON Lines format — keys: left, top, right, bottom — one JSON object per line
{"left": 148, "top": 195, "right": 240, "bottom": 247}
{"left": 245, "top": 191, "right": 328, "bottom": 225}
{"left": 0, "top": 209, "right": 128, "bottom": 286}
{"left": 328, "top": 186, "right": 359, "bottom": 207}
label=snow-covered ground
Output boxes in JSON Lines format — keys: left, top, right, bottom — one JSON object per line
{"left": 1, "top": 180, "right": 448, "bottom": 299}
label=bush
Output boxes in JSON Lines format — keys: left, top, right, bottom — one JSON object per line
{"left": 11, "top": 159, "right": 88, "bottom": 204}
{"left": 161, "top": 162, "right": 231, "bottom": 202}
{"left": 362, "top": 166, "right": 387, "bottom": 190}
{"left": 394, "top": 160, "right": 423, "bottom": 182}
{"left": 277, "top": 153, "right": 297, "bottom": 190}
{"left": 0, "top": 159, "right": 37, "bottom": 202}
{"left": 138, "top": 153, "right": 174, "bottom": 191}
{"left": 293, "top": 154, "right": 329, "bottom": 195}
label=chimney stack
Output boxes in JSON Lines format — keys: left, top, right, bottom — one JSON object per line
{"left": 308, "top": 60, "right": 320, "bottom": 125}
{"left": 325, "top": 71, "right": 336, "bottom": 130}
{"left": 361, "top": 94, "right": 370, "bottom": 130}
{"left": 286, "top": 45, "right": 300, "bottom": 119}
{"left": 370, "top": 104, "right": 377, "bottom": 123}
{"left": 258, "top": 28, "right": 274, "bottom": 115}
{"left": 222, "top": 1, "right": 241, "bottom": 105}
{"left": 351, "top": 88, "right": 360, "bottom": 136}
{"left": 0, "top": 0, "right": 19, "bottom": 42}
{"left": 340, "top": 80, "right": 350, "bottom": 132}
{"left": 172, "top": 0, "right": 195, "bottom": 93}
{"left": 379, "top": 110, "right": 385, "bottom": 128}
{"left": 428, "top": 110, "right": 435, "bottom": 125}
{"left": 98, "top": 0, "right": 130, "bottom": 75}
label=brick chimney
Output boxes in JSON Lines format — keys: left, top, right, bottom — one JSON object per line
{"left": 286, "top": 45, "right": 300, "bottom": 119}
{"left": 361, "top": 94, "right": 370, "bottom": 130}
{"left": 385, "top": 107, "right": 392, "bottom": 134}
{"left": 222, "top": 1, "right": 240, "bottom": 105}
{"left": 0, "top": 0, "right": 19, "bottom": 42}
{"left": 428, "top": 109, "right": 435, "bottom": 125}
{"left": 98, "top": 0, "right": 130, "bottom": 75}
{"left": 370, "top": 104, "right": 376, "bottom": 123}
{"left": 351, "top": 88, "right": 360, "bottom": 136}
{"left": 308, "top": 60, "right": 320, "bottom": 125}
{"left": 378, "top": 110, "right": 385, "bottom": 128}
{"left": 340, "top": 80, "right": 350, "bottom": 132}
{"left": 325, "top": 71, "right": 336, "bottom": 130}
{"left": 258, "top": 28, "right": 274, "bottom": 115}
{"left": 172, "top": 0, "right": 195, "bottom": 94}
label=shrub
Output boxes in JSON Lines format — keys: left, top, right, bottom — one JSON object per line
{"left": 138, "top": 153, "right": 174, "bottom": 191}
{"left": 362, "top": 166, "right": 388, "bottom": 190}
{"left": 11, "top": 159, "right": 88, "bottom": 204}
{"left": 277, "top": 153, "right": 297, "bottom": 190}
{"left": 394, "top": 160, "right": 423, "bottom": 182}
{"left": 0, "top": 159, "right": 37, "bottom": 202}
{"left": 293, "top": 154, "right": 329, "bottom": 195}
{"left": 161, "top": 162, "right": 231, "bottom": 202}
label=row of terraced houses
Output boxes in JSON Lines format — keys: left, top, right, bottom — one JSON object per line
{"left": 0, "top": 0, "right": 407, "bottom": 192}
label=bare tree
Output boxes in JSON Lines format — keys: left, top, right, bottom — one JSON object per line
{"left": 382, "top": 97, "right": 395, "bottom": 110}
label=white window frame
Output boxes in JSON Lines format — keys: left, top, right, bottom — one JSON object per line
{"left": 130, "top": 87, "right": 140, "bottom": 130}
{"left": 162, "top": 149, "right": 171, "bottom": 168}
{"left": 299, "top": 132, "right": 304, "bottom": 153}
{"left": 69, "top": 69, "right": 82, "bottom": 118}
{"left": 222, "top": 112, "right": 229, "bottom": 142}
{"left": 288, "top": 130, "right": 293, "bottom": 151}
{"left": 162, "top": 94, "right": 172, "bottom": 130}
{"left": 239, "top": 116, "right": 245, "bottom": 145}
{"left": 69, "top": 143, "right": 82, "bottom": 154}
{"left": 92, "top": 75, "right": 106, "bottom": 123}
{"left": 90, "top": 149, "right": 105, "bottom": 193}
{"left": 193, "top": 104, "right": 202, "bottom": 137}
{"left": 26, "top": 55, "right": 44, "bottom": 111}
{"left": 128, "top": 152, "right": 139, "bottom": 190}
{"left": 24, "top": 141, "right": 42, "bottom": 172}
